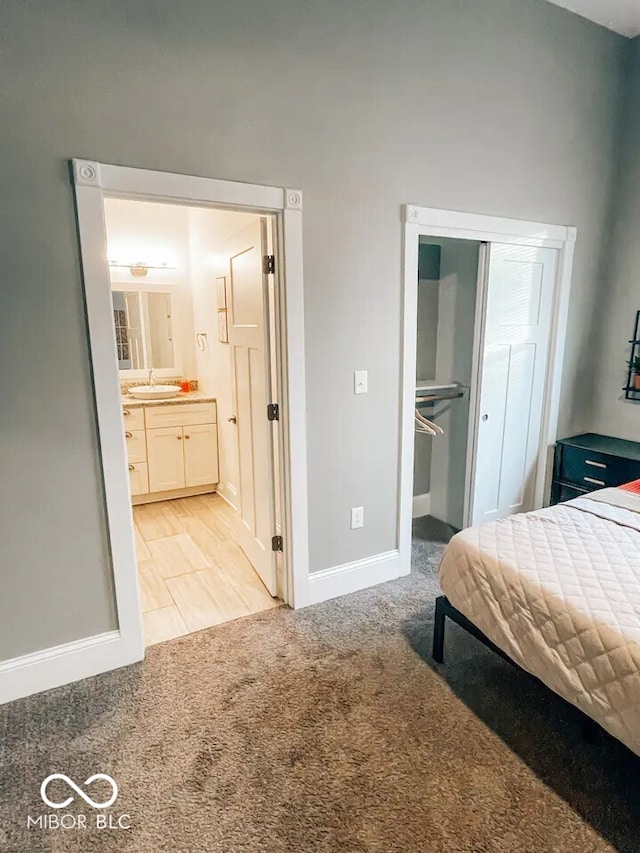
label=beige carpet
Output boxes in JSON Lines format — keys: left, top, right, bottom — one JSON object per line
{"left": 1, "top": 538, "right": 639, "bottom": 852}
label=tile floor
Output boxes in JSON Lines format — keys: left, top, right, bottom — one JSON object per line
{"left": 133, "top": 494, "right": 280, "bottom": 646}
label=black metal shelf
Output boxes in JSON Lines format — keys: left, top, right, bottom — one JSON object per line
{"left": 624, "top": 309, "right": 640, "bottom": 402}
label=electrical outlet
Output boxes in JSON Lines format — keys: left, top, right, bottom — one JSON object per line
{"left": 350, "top": 506, "right": 364, "bottom": 529}
{"left": 354, "top": 370, "right": 368, "bottom": 394}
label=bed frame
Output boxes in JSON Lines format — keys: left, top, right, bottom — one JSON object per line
{"left": 432, "top": 595, "right": 515, "bottom": 666}
{"left": 432, "top": 594, "right": 602, "bottom": 741}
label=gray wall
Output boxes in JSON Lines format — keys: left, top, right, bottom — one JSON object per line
{"left": 0, "top": 0, "right": 627, "bottom": 659}
{"left": 591, "top": 37, "right": 640, "bottom": 441}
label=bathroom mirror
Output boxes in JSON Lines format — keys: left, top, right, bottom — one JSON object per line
{"left": 112, "top": 290, "right": 176, "bottom": 372}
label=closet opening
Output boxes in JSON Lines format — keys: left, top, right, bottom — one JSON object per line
{"left": 412, "top": 237, "right": 482, "bottom": 547}
{"left": 402, "top": 206, "right": 576, "bottom": 577}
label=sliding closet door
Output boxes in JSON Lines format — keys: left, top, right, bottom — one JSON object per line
{"left": 470, "top": 243, "right": 557, "bottom": 525}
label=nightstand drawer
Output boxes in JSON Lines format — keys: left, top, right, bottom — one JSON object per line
{"left": 557, "top": 483, "right": 588, "bottom": 503}
{"left": 561, "top": 446, "right": 640, "bottom": 491}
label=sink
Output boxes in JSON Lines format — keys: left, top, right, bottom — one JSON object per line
{"left": 128, "top": 384, "right": 182, "bottom": 400}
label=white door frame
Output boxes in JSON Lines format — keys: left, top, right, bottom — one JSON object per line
{"left": 399, "top": 204, "right": 576, "bottom": 572}
{"left": 73, "top": 159, "right": 310, "bottom": 668}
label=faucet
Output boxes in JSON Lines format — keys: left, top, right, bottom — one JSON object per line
{"left": 148, "top": 368, "right": 155, "bottom": 387}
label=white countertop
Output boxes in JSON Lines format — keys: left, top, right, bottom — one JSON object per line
{"left": 121, "top": 391, "right": 216, "bottom": 409}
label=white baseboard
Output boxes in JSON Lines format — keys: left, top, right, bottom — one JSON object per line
{"left": 412, "top": 492, "right": 431, "bottom": 518}
{"left": 217, "top": 481, "right": 239, "bottom": 511}
{"left": 308, "top": 550, "right": 405, "bottom": 605}
{"left": 0, "top": 630, "right": 138, "bottom": 706}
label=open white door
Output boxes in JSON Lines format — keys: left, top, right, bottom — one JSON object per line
{"left": 470, "top": 243, "right": 558, "bottom": 525}
{"left": 226, "top": 218, "right": 278, "bottom": 595}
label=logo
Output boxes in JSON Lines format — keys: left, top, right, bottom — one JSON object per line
{"left": 28, "top": 773, "right": 130, "bottom": 832}
{"left": 40, "top": 774, "right": 118, "bottom": 810}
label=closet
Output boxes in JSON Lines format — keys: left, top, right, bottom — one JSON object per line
{"left": 413, "top": 236, "right": 558, "bottom": 532}
{"left": 414, "top": 238, "right": 479, "bottom": 531}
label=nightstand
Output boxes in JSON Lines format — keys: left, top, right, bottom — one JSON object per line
{"left": 551, "top": 433, "right": 640, "bottom": 505}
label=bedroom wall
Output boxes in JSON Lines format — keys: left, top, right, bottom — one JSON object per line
{"left": 590, "top": 37, "right": 640, "bottom": 442}
{"left": 0, "top": 0, "right": 628, "bottom": 659}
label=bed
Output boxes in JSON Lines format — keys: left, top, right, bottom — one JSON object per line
{"left": 434, "top": 482, "right": 640, "bottom": 757}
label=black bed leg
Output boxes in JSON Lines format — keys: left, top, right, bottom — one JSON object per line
{"left": 432, "top": 596, "right": 446, "bottom": 663}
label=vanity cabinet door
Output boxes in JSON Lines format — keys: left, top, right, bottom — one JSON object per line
{"left": 184, "top": 424, "right": 219, "bottom": 487}
{"left": 128, "top": 462, "right": 149, "bottom": 497}
{"left": 147, "top": 427, "right": 186, "bottom": 492}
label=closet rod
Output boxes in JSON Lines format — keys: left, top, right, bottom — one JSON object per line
{"left": 415, "top": 391, "right": 465, "bottom": 404}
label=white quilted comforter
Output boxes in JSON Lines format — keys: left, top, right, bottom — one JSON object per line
{"left": 438, "top": 488, "right": 640, "bottom": 756}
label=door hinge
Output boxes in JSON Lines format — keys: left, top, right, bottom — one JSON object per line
{"left": 267, "top": 402, "right": 279, "bottom": 421}
{"left": 263, "top": 254, "right": 275, "bottom": 275}
{"left": 272, "top": 535, "right": 283, "bottom": 552}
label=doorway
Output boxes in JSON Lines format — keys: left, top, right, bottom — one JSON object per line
{"left": 103, "top": 197, "right": 283, "bottom": 645}
{"left": 400, "top": 205, "right": 576, "bottom": 573}
{"left": 73, "top": 161, "right": 310, "bottom": 667}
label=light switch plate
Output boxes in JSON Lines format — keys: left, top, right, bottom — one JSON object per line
{"left": 350, "top": 506, "right": 364, "bottom": 529}
{"left": 354, "top": 370, "right": 368, "bottom": 394}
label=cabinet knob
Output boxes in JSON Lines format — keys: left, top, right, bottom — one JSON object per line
{"left": 123, "top": 409, "right": 131, "bottom": 416}
{"left": 125, "top": 431, "right": 132, "bottom": 438}
{"left": 481, "top": 414, "right": 489, "bottom": 422}
{"left": 177, "top": 435, "right": 183, "bottom": 440}
{"left": 128, "top": 464, "right": 135, "bottom": 471}
{"left": 228, "top": 416, "right": 237, "bottom": 424}
{"left": 184, "top": 434, "right": 191, "bottom": 439}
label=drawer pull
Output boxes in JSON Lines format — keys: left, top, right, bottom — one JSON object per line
{"left": 584, "top": 476, "right": 605, "bottom": 487}
{"left": 128, "top": 464, "right": 135, "bottom": 471}
{"left": 585, "top": 459, "right": 607, "bottom": 470}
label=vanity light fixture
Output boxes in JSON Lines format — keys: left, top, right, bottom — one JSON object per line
{"left": 108, "top": 259, "right": 178, "bottom": 278}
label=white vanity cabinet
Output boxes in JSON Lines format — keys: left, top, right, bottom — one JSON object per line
{"left": 184, "top": 423, "right": 219, "bottom": 486}
{"left": 123, "top": 400, "right": 219, "bottom": 503}
{"left": 128, "top": 462, "right": 150, "bottom": 497}
{"left": 146, "top": 427, "right": 187, "bottom": 493}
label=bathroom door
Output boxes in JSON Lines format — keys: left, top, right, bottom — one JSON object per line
{"left": 469, "top": 243, "right": 557, "bottom": 525}
{"left": 226, "top": 219, "right": 277, "bottom": 596}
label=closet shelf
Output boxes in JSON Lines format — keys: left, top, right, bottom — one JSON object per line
{"left": 415, "top": 380, "right": 466, "bottom": 404}
{"left": 416, "top": 380, "right": 464, "bottom": 393}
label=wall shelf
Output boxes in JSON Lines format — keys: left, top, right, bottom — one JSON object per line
{"left": 624, "top": 310, "right": 640, "bottom": 402}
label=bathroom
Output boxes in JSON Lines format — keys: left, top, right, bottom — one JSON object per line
{"left": 106, "top": 197, "right": 281, "bottom": 646}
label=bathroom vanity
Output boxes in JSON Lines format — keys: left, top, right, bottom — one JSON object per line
{"left": 122, "top": 394, "right": 219, "bottom": 504}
